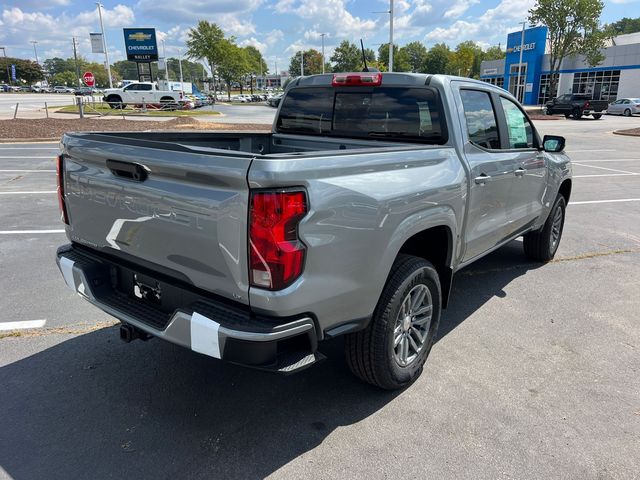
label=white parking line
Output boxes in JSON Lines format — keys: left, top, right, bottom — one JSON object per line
{"left": 0, "top": 169, "right": 56, "bottom": 172}
{"left": 566, "top": 149, "right": 616, "bottom": 153}
{"left": 574, "top": 173, "right": 639, "bottom": 178}
{"left": 0, "top": 319, "right": 46, "bottom": 331}
{"left": 572, "top": 162, "right": 638, "bottom": 175}
{"left": 0, "top": 191, "right": 56, "bottom": 194}
{"left": 0, "top": 229, "right": 65, "bottom": 234}
{"left": 572, "top": 198, "right": 640, "bottom": 205}
{"left": 0, "top": 146, "right": 57, "bottom": 149}
{"left": 573, "top": 159, "right": 640, "bottom": 163}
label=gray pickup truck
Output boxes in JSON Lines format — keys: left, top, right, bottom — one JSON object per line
{"left": 56, "top": 72, "right": 572, "bottom": 389}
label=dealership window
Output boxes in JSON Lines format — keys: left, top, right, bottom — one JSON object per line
{"left": 572, "top": 70, "right": 620, "bottom": 101}
{"left": 481, "top": 77, "right": 505, "bottom": 89}
{"left": 537, "top": 74, "right": 558, "bottom": 105}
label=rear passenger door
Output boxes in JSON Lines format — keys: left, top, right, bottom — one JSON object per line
{"left": 456, "top": 88, "right": 515, "bottom": 262}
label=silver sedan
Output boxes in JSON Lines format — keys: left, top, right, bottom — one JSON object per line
{"left": 607, "top": 98, "right": 640, "bottom": 116}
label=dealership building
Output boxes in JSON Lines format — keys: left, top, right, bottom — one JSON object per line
{"left": 480, "top": 26, "right": 640, "bottom": 105}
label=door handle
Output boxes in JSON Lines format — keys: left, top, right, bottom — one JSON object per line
{"left": 514, "top": 168, "right": 526, "bottom": 177}
{"left": 474, "top": 174, "right": 491, "bottom": 185}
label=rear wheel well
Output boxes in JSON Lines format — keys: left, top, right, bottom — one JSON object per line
{"left": 398, "top": 226, "right": 453, "bottom": 308}
{"left": 559, "top": 179, "right": 572, "bottom": 203}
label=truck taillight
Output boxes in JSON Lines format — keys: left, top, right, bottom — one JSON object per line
{"left": 56, "top": 155, "right": 69, "bottom": 225}
{"left": 584, "top": 101, "right": 590, "bottom": 108}
{"left": 332, "top": 73, "right": 382, "bottom": 87}
{"left": 249, "top": 190, "right": 307, "bottom": 290}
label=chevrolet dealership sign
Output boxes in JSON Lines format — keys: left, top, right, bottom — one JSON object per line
{"left": 123, "top": 28, "right": 158, "bottom": 62}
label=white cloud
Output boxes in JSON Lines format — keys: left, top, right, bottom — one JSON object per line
{"left": 443, "top": 0, "right": 480, "bottom": 19}
{"left": 135, "top": 0, "right": 262, "bottom": 23}
{"left": 240, "top": 37, "right": 268, "bottom": 53}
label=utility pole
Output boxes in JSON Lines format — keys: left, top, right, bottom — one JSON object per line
{"left": 389, "top": 0, "right": 394, "bottom": 72}
{"left": 300, "top": 51, "right": 304, "bottom": 77}
{"left": 320, "top": 33, "right": 327, "bottom": 74}
{"left": 72, "top": 37, "right": 82, "bottom": 88}
{"left": 96, "top": 3, "right": 113, "bottom": 88}
{"left": 0, "top": 47, "right": 10, "bottom": 86}
{"left": 516, "top": 21, "right": 526, "bottom": 103}
{"left": 178, "top": 52, "right": 184, "bottom": 89}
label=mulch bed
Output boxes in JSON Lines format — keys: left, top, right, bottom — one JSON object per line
{"left": 613, "top": 127, "right": 640, "bottom": 137}
{"left": 0, "top": 117, "right": 271, "bottom": 141}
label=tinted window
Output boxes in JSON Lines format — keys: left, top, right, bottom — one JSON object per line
{"left": 139, "top": 84, "right": 153, "bottom": 91}
{"left": 499, "top": 97, "right": 534, "bottom": 149}
{"left": 459, "top": 90, "right": 500, "bottom": 149}
{"left": 276, "top": 87, "right": 446, "bottom": 144}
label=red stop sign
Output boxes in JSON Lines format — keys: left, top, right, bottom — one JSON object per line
{"left": 83, "top": 72, "right": 95, "bottom": 87}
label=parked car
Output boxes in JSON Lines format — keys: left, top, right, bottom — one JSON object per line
{"left": 607, "top": 98, "right": 640, "bottom": 116}
{"left": 544, "top": 93, "right": 608, "bottom": 119}
{"left": 267, "top": 94, "right": 283, "bottom": 107}
{"left": 53, "top": 85, "right": 74, "bottom": 94}
{"left": 74, "top": 87, "right": 96, "bottom": 96}
{"left": 55, "top": 73, "right": 572, "bottom": 390}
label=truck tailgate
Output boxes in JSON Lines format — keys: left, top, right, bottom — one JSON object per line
{"left": 61, "top": 133, "right": 252, "bottom": 304}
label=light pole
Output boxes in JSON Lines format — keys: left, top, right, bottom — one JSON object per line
{"left": 516, "top": 21, "right": 526, "bottom": 102}
{"left": 374, "top": 1, "right": 395, "bottom": 72}
{"left": 161, "top": 39, "right": 169, "bottom": 83}
{"left": 96, "top": 3, "right": 113, "bottom": 88}
{"left": 0, "top": 47, "right": 10, "bottom": 85}
{"left": 300, "top": 50, "right": 304, "bottom": 77}
{"left": 30, "top": 41, "right": 39, "bottom": 64}
{"left": 320, "top": 33, "right": 327, "bottom": 74}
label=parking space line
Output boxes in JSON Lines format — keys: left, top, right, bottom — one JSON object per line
{"left": 0, "top": 229, "right": 65, "bottom": 234}
{"left": 573, "top": 159, "right": 640, "bottom": 163}
{"left": 574, "top": 173, "right": 639, "bottom": 178}
{"left": 566, "top": 149, "right": 616, "bottom": 153}
{"left": 572, "top": 162, "right": 637, "bottom": 174}
{"left": 0, "top": 320, "right": 46, "bottom": 331}
{"left": 571, "top": 198, "right": 640, "bottom": 205}
{"left": 0, "top": 169, "right": 56, "bottom": 172}
{"left": 0, "top": 191, "right": 56, "bottom": 194}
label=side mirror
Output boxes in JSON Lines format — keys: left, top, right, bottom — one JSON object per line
{"left": 543, "top": 135, "right": 565, "bottom": 153}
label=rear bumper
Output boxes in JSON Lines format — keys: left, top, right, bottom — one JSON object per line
{"left": 56, "top": 244, "right": 323, "bottom": 373}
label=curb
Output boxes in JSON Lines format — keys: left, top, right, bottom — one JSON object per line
{"left": 612, "top": 130, "right": 640, "bottom": 137}
{"left": 0, "top": 138, "right": 59, "bottom": 143}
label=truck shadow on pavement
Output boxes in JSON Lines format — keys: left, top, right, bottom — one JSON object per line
{"left": 0, "top": 241, "right": 541, "bottom": 480}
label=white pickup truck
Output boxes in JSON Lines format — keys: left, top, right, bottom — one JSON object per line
{"left": 102, "top": 82, "right": 183, "bottom": 109}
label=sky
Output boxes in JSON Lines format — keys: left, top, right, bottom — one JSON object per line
{"left": 0, "top": 0, "right": 635, "bottom": 74}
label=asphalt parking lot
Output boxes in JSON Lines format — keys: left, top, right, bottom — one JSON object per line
{"left": 1, "top": 115, "right": 639, "bottom": 479}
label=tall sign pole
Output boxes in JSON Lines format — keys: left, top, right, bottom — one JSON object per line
{"left": 162, "top": 39, "right": 169, "bottom": 83}
{"left": 389, "top": 0, "right": 394, "bottom": 72}
{"left": 0, "top": 47, "right": 10, "bottom": 86}
{"left": 72, "top": 37, "right": 82, "bottom": 87}
{"left": 516, "top": 21, "right": 526, "bottom": 102}
{"left": 300, "top": 51, "right": 303, "bottom": 77}
{"left": 96, "top": 3, "right": 113, "bottom": 88}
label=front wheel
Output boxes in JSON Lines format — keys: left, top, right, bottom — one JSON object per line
{"left": 523, "top": 195, "right": 566, "bottom": 262}
{"left": 624, "top": 108, "right": 632, "bottom": 117}
{"left": 345, "top": 255, "right": 441, "bottom": 390}
{"left": 571, "top": 109, "right": 582, "bottom": 119}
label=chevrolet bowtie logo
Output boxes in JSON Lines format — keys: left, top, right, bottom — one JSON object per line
{"left": 128, "top": 32, "right": 152, "bottom": 41}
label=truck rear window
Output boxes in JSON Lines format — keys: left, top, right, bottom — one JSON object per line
{"left": 276, "top": 87, "right": 446, "bottom": 144}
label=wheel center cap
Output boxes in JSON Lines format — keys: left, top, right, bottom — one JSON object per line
{"left": 403, "top": 315, "right": 412, "bottom": 332}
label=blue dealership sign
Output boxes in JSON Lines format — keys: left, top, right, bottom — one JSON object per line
{"left": 504, "top": 26, "right": 547, "bottom": 105}
{"left": 123, "top": 28, "right": 158, "bottom": 62}
{"left": 11, "top": 64, "right": 16, "bottom": 81}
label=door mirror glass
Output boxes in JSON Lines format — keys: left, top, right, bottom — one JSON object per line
{"left": 543, "top": 135, "right": 565, "bottom": 153}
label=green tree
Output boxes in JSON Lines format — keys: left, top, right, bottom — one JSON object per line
{"left": 606, "top": 17, "right": 640, "bottom": 35}
{"left": 289, "top": 49, "right": 324, "bottom": 76}
{"left": 450, "top": 40, "right": 484, "bottom": 78}
{"left": 423, "top": 43, "right": 451, "bottom": 74}
{"left": 400, "top": 41, "right": 428, "bottom": 72}
{"left": 483, "top": 46, "right": 506, "bottom": 61}
{"left": 51, "top": 71, "right": 77, "bottom": 87}
{"left": 378, "top": 43, "right": 411, "bottom": 71}
{"left": 217, "top": 41, "right": 250, "bottom": 99}
{"left": 243, "top": 46, "right": 268, "bottom": 75}
{"left": 185, "top": 20, "right": 226, "bottom": 96}
{"left": 330, "top": 40, "right": 362, "bottom": 72}
{"left": 0, "top": 57, "right": 44, "bottom": 84}
{"left": 529, "top": 0, "right": 609, "bottom": 97}
{"left": 112, "top": 60, "right": 139, "bottom": 80}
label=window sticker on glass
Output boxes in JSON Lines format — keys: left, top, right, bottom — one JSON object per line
{"left": 500, "top": 97, "right": 533, "bottom": 149}
{"left": 417, "top": 102, "right": 432, "bottom": 130}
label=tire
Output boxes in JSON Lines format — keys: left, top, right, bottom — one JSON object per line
{"left": 571, "top": 109, "right": 582, "bottom": 119}
{"left": 160, "top": 97, "right": 178, "bottom": 111}
{"left": 523, "top": 195, "right": 566, "bottom": 262}
{"left": 564, "top": 113, "right": 571, "bottom": 118}
{"left": 106, "top": 96, "right": 123, "bottom": 109}
{"left": 624, "top": 108, "right": 632, "bottom": 117}
{"left": 345, "top": 255, "right": 441, "bottom": 390}
{"left": 545, "top": 107, "right": 553, "bottom": 116}
{"left": 592, "top": 113, "right": 602, "bottom": 119}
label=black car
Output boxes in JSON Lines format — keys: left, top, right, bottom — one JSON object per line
{"left": 545, "top": 94, "right": 609, "bottom": 119}
{"left": 75, "top": 87, "right": 96, "bottom": 96}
